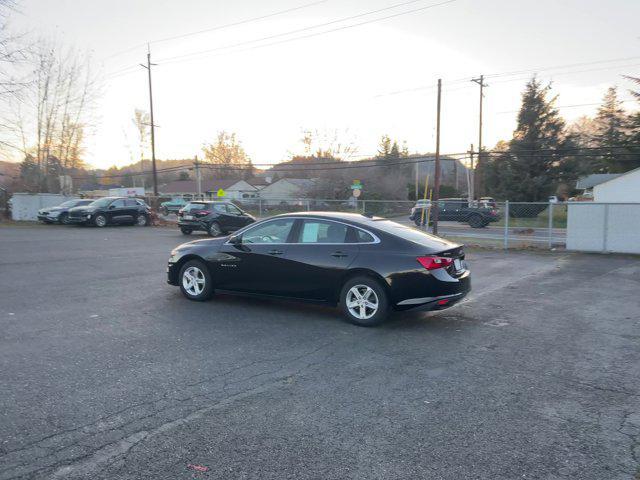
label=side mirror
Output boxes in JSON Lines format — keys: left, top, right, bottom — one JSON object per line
{"left": 228, "top": 234, "right": 241, "bottom": 245}
{"left": 109, "top": 205, "right": 116, "bottom": 209}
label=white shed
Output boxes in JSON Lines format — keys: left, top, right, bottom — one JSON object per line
{"left": 593, "top": 167, "right": 640, "bottom": 202}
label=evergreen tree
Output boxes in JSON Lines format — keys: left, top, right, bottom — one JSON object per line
{"left": 593, "top": 87, "right": 630, "bottom": 172}
{"left": 504, "top": 78, "right": 574, "bottom": 201}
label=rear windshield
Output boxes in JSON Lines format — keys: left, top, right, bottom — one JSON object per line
{"left": 372, "top": 220, "right": 456, "bottom": 249}
{"left": 184, "top": 202, "right": 211, "bottom": 212}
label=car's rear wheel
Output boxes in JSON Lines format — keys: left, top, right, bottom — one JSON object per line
{"left": 180, "top": 227, "right": 192, "bottom": 235}
{"left": 340, "top": 276, "right": 389, "bottom": 327}
{"left": 179, "top": 260, "right": 213, "bottom": 301}
{"left": 135, "top": 214, "right": 148, "bottom": 226}
{"left": 468, "top": 214, "right": 486, "bottom": 228}
{"left": 208, "top": 221, "right": 222, "bottom": 237}
{"left": 94, "top": 214, "right": 107, "bottom": 227}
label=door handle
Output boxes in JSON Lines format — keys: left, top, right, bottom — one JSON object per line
{"left": 331, "top": 251, "right": 348, "bottom": 258}
{"left": 268, "top": 249, "right": 284, "bottom": 255}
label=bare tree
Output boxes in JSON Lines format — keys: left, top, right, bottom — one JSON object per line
{"left": 202, "top": 131, "right": 252, "bottom": 179}
{"left": 5, "top": 39, "right": 98, "bottom": 191}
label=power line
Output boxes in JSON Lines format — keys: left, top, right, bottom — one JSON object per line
{"left": 102, "top": 0, "right": 331, "bottom": 61}
{"left": 156, "top": 0, "right": 458, "bottom": 65}
{"left": 495, "top": 99, "right": 637, "bottom": 115}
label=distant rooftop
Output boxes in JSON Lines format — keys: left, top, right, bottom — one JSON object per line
{"left": 576, "top": 174, "right": 622, "bottom": 190}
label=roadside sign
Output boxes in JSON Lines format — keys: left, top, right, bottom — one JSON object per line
{"left": 352, "top": 189, "right": 361, "bottom": 198}
{"left": 350, "top": 180, "right": 363, "bottom": 190}
{"left": 216, "top": 189, "right": 225, "bottom": 197}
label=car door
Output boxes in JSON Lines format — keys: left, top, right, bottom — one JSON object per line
{"left": 125, "top": 198, "right": 141, "bottom": 221}
{"left": 224, "top": 203, "right": 248, "bottom": 230}
{"left": 107, "top": 199, "right": 128, "bottom": 223}
{"left": 281, "top": 219, "right": 360, "bottom": 301}
{"left": 214, "top": 218, "right": 297, "bottom": 296}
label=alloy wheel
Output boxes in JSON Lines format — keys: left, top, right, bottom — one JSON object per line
{"left": 346, "top": 284, "right": 379, "bottom": 320}
{"left": 95, "top": 215, "right": 107, "bottom": 227}
{"left": 209, "top": 222, "right": 221, "bottom": 236}
{"left": 136, "top": 214, "right": 147, "bottom": 226}
{"left": 182, "top": 266, "right": 205, "bottom": 296}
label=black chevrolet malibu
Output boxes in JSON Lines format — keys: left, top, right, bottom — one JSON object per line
{"left": 167, "top": 212, "right": 471, "bottom": 326}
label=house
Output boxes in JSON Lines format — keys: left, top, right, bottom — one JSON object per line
{"left": 575, "top": 174, "right": 621, "bottom": 198}
{"left": 257, "top": 178, "right": 316, "bottom": 203}
{"left": 414, "top": 156, "right": 470, "bottom": 193}
{"left": 160, "top": 179, "right": 259, "bottom": 200}
{"left": 593, "top": 167, "right": 640, "bottom": 202}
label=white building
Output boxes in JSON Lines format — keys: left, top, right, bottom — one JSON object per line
{"left": 593, "top": 167, "right": 640, "bottom": 202}
{"left": 258, "top": 178, "right": 316, "bottom": 202}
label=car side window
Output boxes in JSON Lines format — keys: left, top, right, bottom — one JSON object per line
{"left": 354, "top": 228, "right": 375, "bottom": 243}
{"left": 226, "top": 204, "right": 242, "bottom": 215}
{"left": 125, "top": 199, "right": 137, "bottom": 206}
{"left": 241, "top": 219, "right": 295, "bottom": 244}
{"left": 296, "top": 220, "right": 348, "bottom": 244}
{"left": 213, "top": 204, "right": 227, "bottom": 213}
{"left": 111, "top": 199, "right": 126, "bottom": 208}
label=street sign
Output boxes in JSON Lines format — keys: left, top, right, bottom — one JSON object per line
{"left": 352, "top": 189, "right": 361, "bottom": 198}
{"left": 216, "top": 188, "right": 225, "bottom": 197}
{"left": 350, "top": 180, "right": 363, "bottom": 190}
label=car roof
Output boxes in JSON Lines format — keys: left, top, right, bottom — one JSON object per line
{"left": 187, "top": 200, "right": 228, "bottom": 203}
{"left": 274, "top": 211, "right": 383, "bottom": 226}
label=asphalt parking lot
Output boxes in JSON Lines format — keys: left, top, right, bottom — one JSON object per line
{"left": 1, "top": 224, "right": 639, "bottom": 480}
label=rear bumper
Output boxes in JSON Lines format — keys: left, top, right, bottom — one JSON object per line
{"left": 178, "top": 220, "right": 207, "bottom": 231}
{"left": 393, "top": 269, "right": 471, "bottom": 311}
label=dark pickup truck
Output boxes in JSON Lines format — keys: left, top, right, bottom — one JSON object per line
{"left": 410, "top": 198, "right": 501, "bottom": 228}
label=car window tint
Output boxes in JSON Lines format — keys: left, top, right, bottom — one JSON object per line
{"left": 125, "top": 199, "right": 137, "bottom": 206}
{"left": 213, "top": 204, "right": 226, "bottom": 213}
{"left": 185, "top": 203, "right": 208, "bottom": 212}
{"left": 355, "top": 229, "right": 375, "bottom": 243}
{"left": 242, "top": 219, "right": 295, "bottom": 244}
{"left": 297, "top": 220, "right": 347, "bottom": 244}
{"left": 226, "top": 204, "right": 242, "bottom": 215}
{"left": 111, "top": 199, "right": 126, "bottom": 208}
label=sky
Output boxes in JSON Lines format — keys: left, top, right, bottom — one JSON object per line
{"left": 5, "top": 0, "right": 640, "bottom": 169}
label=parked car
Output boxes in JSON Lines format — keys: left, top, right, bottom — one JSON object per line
{"left": 177, "top": 200, "right": 255, "bottom": 236}
{"left": 411, "top": 197, "right": 501, "bottom": 228}
{"left": 67, "top": 196, "right": 151, "bottom": 227}
{"left": 160, "top": 197, "right": 188, "bottom": 215}
{"left": 37, "top": 199, "right": 94, "bottom": 224}
{"left": 167, "top": 212, "right": 471, "bottom": 326}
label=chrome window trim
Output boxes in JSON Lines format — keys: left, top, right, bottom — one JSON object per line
{"left": 224, "top": 216, "right": 381, "bottom": 245}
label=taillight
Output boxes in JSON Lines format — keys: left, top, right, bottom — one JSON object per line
{"left": 417, "top": 256, "right": 453, "bottom": 270}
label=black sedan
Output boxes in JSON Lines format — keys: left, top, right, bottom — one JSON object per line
{"left": 37, "top": 199, "right": 94, "bottom": 224}
{"left": 167, "top": 212, "right": 470, "bottom": 326}
{"left": 68, "top": 196, "right": 151, "bottom": 227}
{"left": 177, "top": 200, "right": 255, "bottom": 236}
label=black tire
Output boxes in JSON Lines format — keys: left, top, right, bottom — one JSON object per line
{"left": 58, "top": 213, "right": 69, "bottom": 225}
{"left": 135, "top": 214, "right": 148, "bottom": 227}
{"left": 208, "top": 221, "right": 222, "bottom": 237}
{"left": 178, "top": 260, "right": 214, "bottom": 301}
{"left": 94, "top": 214, "right": 107, "bottom": 228}
{"left": 180, "top": 227, "right": 192, "bottom": 235}
{"left": 161, "top": 207, "right": 169, "bottom": 216}
{"left": 339, "top": 275, "right": 389, "bottom": 327}
{"left": 468, "top": 214, "right": 485, "bottom": 228}
{"left": 414, "top": 217, "right": 426, "bottom": 227}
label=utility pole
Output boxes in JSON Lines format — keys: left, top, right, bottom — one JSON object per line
{"left": 467, "top": 143, "right": 474, "bottom": 205}
{"left": 432, "top": 79, "right": 442, "bottom": 235}
{"left": 194, "top": 155, "right": 202, "bottom": 199}
{"left": 140, "top": 45, "right": 158, "bottom": 197}
{"left": 471, "top": 74, "right": 488, "bottom": 202}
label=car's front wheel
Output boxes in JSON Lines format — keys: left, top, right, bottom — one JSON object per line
{"left": 179, "top": 260, "right": 214, "bottom": 301}
{"left": 180, "top": 227, "right": 192, "bottom": 235}
{"left": 58, "top": 213, "right": 69, "bottom": 225}
{"left": 468, "top": 214, "right": 486, "bottom": 228}
{"left": 340, "top": 276, "right": 389, "bottom": 327}
{"left": 94, "top": 214, "right": 107, "bottom": 227}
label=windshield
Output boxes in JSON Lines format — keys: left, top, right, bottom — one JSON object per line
{"left": 89, "top": 198, "right": 113, "bottom": 208}
{"left": 58, "top": 200, "right": 77, "bottom": 208}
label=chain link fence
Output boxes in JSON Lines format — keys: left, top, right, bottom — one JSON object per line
{"left": 12, "top": 191, "right": 635, "bottom": 252}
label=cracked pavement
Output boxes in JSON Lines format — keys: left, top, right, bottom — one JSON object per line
{"left": 1, "top": 225, "right": 639, "bottom": 479}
